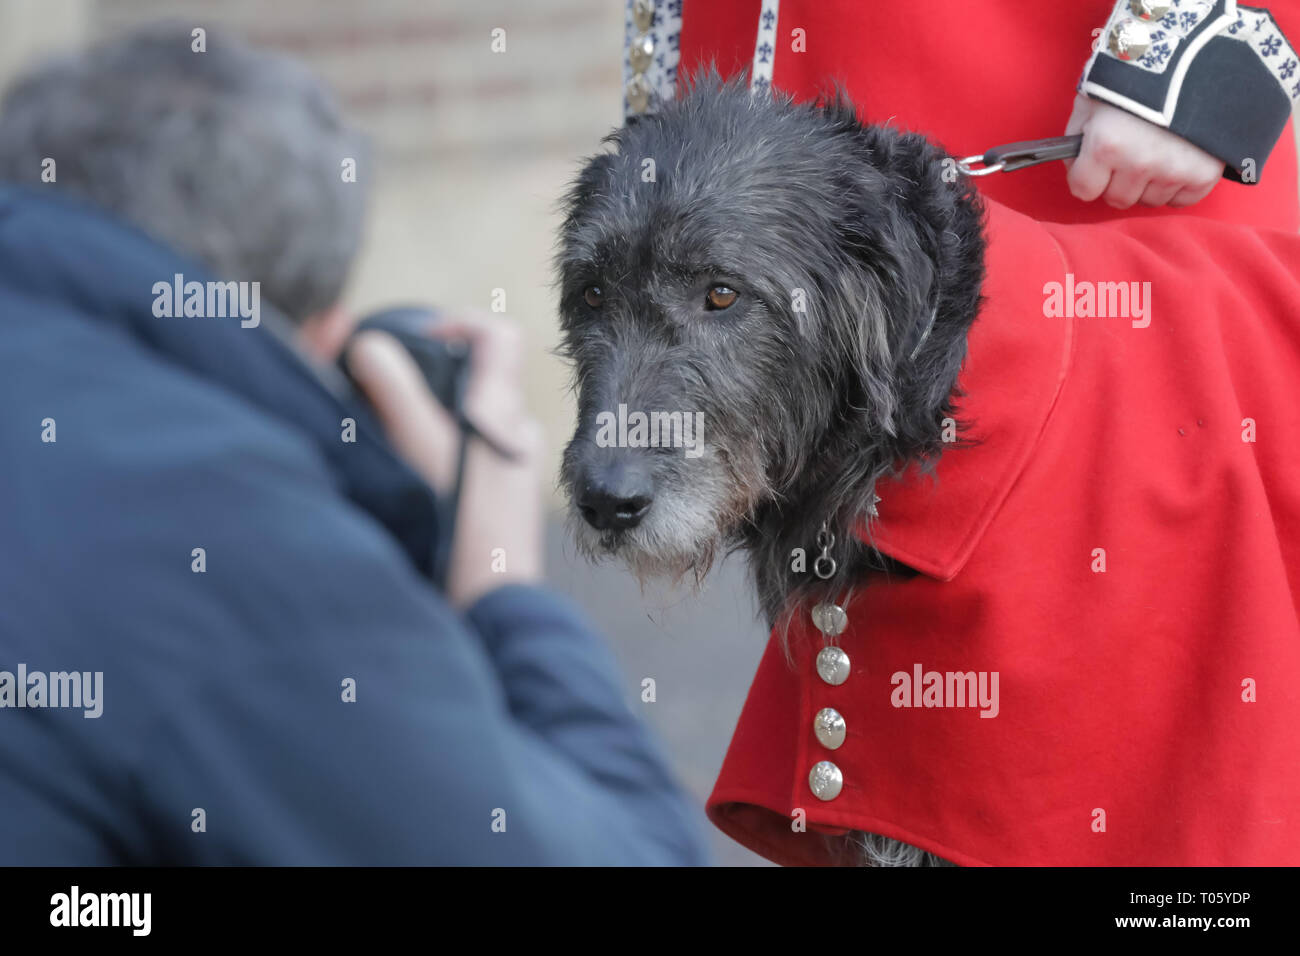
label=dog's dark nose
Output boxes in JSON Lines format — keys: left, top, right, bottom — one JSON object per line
{"left": 577, "top": 463, "right": 653, "bottom": 531}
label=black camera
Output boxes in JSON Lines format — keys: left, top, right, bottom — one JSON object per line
{"left": 339, "top": 305, "right": 474, "bottom": 589}
{"left": 341, "top": 306, "right": 471, "bottom": 414}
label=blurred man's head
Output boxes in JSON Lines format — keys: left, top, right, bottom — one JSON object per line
{"left": 0, "top": 22, "right": 369, "bottom": 358}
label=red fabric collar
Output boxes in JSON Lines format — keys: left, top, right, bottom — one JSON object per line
{"left": 865, "top": 200, "right": 1073, "bottom": 579}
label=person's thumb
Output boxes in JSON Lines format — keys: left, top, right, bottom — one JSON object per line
{"left": 1062, "top": 92, "right": 1093, "bottom": 172}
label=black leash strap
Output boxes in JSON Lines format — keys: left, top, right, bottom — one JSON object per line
{"left": 957, "top": 134, "right": 1083, "bottom": 176}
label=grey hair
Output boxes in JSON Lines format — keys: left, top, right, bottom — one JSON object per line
{"left": 0, "top": 21, "right": 369, "bottom": 322}
{"left": 847, "top": 831, "right": 956, "bottom": 867}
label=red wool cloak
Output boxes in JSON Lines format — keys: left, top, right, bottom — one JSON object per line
{"left": 707, "top": 197, "right": 1300, "bottom": 866}
{"left": 679, "top": 0, "right": 1300, "bottom": 868}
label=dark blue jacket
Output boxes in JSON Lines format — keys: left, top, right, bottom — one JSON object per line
{"left": 0, "top": 189, "right": 708, "bottom": 865}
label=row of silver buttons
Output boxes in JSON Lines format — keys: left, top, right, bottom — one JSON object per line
{"left": 626, "top": 0, "right": 656, "bottom": 115}
{"left": 809, "top": 602, "right": 849, "bottom": 801}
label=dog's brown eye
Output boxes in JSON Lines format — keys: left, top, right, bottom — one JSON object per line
{"left": 706, "top": 285, "right": 738, "bottom": 310}
{"left": 583, "top": 286, "right": 604, "bottom": 308}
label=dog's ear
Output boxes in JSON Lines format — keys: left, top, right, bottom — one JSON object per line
{"left": 809, "top": 122, "right": 936, "bottom": 444}
{"left": 559, "top": 149, "right": 616, "bottom": 238}
{"left": 823, "top": 113, "right": 985, "bottom": 452}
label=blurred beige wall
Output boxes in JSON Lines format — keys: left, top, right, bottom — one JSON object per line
{"left": 0, "top": 0, "right": 624, "bottom": 510}
{"left": 0, "top": 0, "right": 90, "bottom": 69}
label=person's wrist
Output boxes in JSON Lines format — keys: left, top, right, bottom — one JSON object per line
{"left": 448, "top": 558, "right": 543, "bottom": 609}
{"left": 444, "top": 424, "right": 544, "bottom": 609}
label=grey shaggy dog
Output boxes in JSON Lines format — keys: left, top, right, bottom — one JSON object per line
{"left": 556, "top": 76, "right": 986, "bottom": 867}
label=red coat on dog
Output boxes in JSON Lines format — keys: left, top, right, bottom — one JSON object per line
{"left": 663, "top": 1, "right": 1300, "bottom": 864}
{"left": 708, "top": 198, "right": 1300, "bottom": 865}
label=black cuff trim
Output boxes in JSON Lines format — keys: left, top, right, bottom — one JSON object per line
{"left": 1081, "top": 1, "right": 1297, "bottom": 183}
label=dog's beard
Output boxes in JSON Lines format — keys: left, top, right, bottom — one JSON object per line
{"left": 564, "top": 443, "right": 768, "bottom": 588}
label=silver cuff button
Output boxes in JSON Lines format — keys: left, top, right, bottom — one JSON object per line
{"left": 1109, "top": 19, "right": 1152, "bottom": 60}
{"left": 1128, "top": 0, "right": 1171, "bottom": 21}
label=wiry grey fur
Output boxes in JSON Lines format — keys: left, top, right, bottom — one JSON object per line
{"left": 556, "top": 76, "right": 986, "bottom": 867}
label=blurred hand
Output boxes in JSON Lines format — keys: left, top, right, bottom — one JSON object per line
{"left": 1064, "top": 93, "right": 1224, "bottom": 209}
{"left": 346, "top": 313, "right": 544, "bottom": 608}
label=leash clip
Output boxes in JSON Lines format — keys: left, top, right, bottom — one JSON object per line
{"left": 956, "top": 133, "right": 1083, "bottom": 177}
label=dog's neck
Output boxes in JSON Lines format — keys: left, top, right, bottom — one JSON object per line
{"left": 746, "top": 148, "right": 988, "bottom": 627}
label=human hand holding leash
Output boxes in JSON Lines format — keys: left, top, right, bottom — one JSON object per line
{"left": 1063, "top": 93, "right": 1224, "bottom": 209}
{"left": 346, "top": 314, "right": 544, "bottom": 608}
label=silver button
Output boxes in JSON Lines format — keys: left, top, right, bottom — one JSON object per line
{"left": 1128, "top": 0, "right": 1170, "bottom": 21}
{"left": 632, "top": 0, "right": 655, "bottom": 32}
{"left": 815, "top": 646, "right": 851, "bottom": 686}
{"left": 628, "top": 33, "right": 655, "bottom": 74}
{"left": 811, "top": 602, "right": 847, "bottom": 637}
{"left": 1109, "top": 19, "right": 1151, "bottom": 60}
{"left": 809, "top": 760, "right": 843, "bottom": 801}
{"left": 626, "top": 75, "right": 652, "bottom": 114}
{"left": 813, "top": 707, "right": 846, "bottom": 750}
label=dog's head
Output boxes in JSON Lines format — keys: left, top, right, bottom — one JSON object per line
{"left": 556, "top": 75, "right": 984, "bottom": 603}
